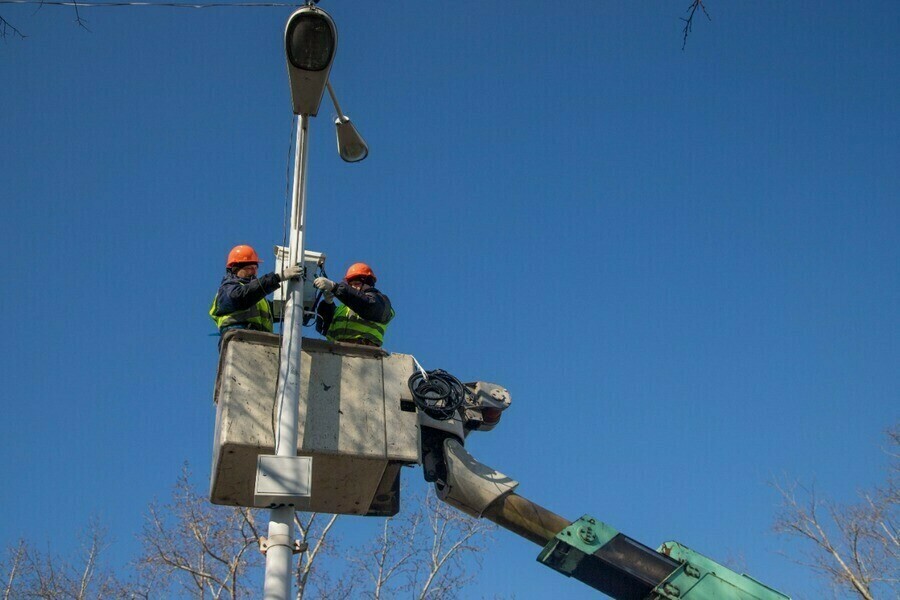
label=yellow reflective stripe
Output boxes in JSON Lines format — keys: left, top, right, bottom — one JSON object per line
{"left": 209, "top": 296, "right": 220, "bottom": 323}
{"left": 327, "top": 305, "right": 389, "bottom": 344}
{"left": 210, "top": 294, "right": 273, "bottom": 332}
{"left": 330, "top": 314, "right": 386, "bottom": 334}
{"left": 327, "top": 330, "right": 381, "bottom": 344}
{"left": 329, "top": 321, "right": 384, "bottom": 341}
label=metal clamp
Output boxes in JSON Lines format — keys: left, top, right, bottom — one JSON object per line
{"left": 258, "top": 535, "right": 308, "bottom": 555}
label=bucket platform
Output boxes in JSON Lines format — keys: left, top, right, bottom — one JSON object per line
{"left": 210, "top": 330, "right": 419, "bottom": 516}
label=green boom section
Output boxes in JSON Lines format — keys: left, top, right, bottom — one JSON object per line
{"left": 653, "top": 541, "right": 790, "bottom": 600}
{"left": 537, "top": 516, "right": 790, "bottom": 600}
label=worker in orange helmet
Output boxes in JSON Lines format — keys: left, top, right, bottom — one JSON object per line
{"left": 209, "top": 244, "right": 303, "bottom": 336}
{"left": 313, "top": 262, "right": 394, "bottom": 347}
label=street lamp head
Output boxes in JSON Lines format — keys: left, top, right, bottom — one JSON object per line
{"left": 285, "top": 6, "right": 337, "bottom": 116}
{"left": 334, "top": 116, "right": 368, "bottom": 162}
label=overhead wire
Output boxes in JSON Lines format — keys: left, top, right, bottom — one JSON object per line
{"left": 0, "top": 0, "right": 302, "bottom": 39}
{"left": 1, "top": 1, "right": 299, "bottom": 7}
{"left": 280, "top": 115, "right": 296, "bottom": 300}
{"left": 272, "top": 114, "right": 298, "bottom": 445}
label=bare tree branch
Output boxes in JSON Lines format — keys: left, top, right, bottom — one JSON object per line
{"left": 348, "top": 485, "right": 494, "bottom": 600}
{"left": 772, "top": 425, "right": 900, "bottom": 599}
{"left": 2, "top": 540, "right": 26, "bottom": 600}
{"left": 351, "top": 508, "right": 420, "bottom": 599}
{"left": 2, "top": 469, "right": 498, "bottom": 599}
{"left": 76, "top": 522, "right": 103, "bottom": 600}
{"left": 418, "top": 491, "right": 488, "bottom": 600}
{"left": 0, "top": 14, "right": 27, "bottom": 38}
{"left": 294, "top": 512, "right": 340, "bottom": 599}
{"left": 1, "top": 521, "right": 127, "bottom": 599}
{"left": 70, "top": 0, "right": 89, "bottom": 31}
{"left": 133, "top": 466, "right": 345, "bottom": 600}
{"left": 681, "top": 0, "right": 711, "bottom": 51}
{"left": 135, "top": 465, "right": 264, "bottom": 599}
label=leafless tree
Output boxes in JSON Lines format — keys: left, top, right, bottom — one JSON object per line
{"left": 136, "top": 466, "right": 264, "bottom": 599}
{"left": 137, "top": 474, "right": 494, "bottom": 599}
{"left": 1, "top": 520, "right": 125, "bottom": 599}
{"left": 773, "top": 425, "right": 899, "bottom": 599}
{"left": 416, "top": 489, "right": 494, "bottom": 599}
{"left": 293, "top": 512, "right": 342, "bottom": 600}
{"left": 3, "top": 473, "right": 496, "bottom": 599}
{"left": 351, "top": 501, "right": 423, "bottom": 599}
{"left": 350, "top": 486, "right": 496, "bottom": 600}
{"left": 134, "top": 466, "right": 345, "bottom": 600}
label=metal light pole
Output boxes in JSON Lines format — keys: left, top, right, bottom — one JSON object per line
{"left": 262, "top": 5, "right": 367, "bottom": 598}
{"left": 263, "top": 112, "right": 311, "bottom": 600}
{"left": 263, "top": 6, "right": 335, "bottom": 599}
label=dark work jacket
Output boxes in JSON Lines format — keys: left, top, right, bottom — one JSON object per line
{"left": 315, "top": 282, "right": 392, "bottom": 337}
{"left": 212, "top": 271, "right": 282, "bottom": 321}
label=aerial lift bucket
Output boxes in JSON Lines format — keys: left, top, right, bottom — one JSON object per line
{"left": 209, "top": 330, "right": 419, "bottom": 515}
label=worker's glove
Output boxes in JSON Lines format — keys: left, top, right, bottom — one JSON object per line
{"left": 323, "top": 291, "right": 334, "bottom": 303}
{"left": 314, "top": 277, "right": 336, "bottom": 293}
{"left": 280, "top": 265, "right": 304, "bottom": 281}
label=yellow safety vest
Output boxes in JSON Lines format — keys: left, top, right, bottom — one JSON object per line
{"left": 209, "top": 292, "right": 274, "bottom": 333}
{"left": 326, "top": 305, "right": 393, "bottom": 346}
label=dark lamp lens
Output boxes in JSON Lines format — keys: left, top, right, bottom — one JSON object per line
{"left": 287, "top": 13, "right": 335, "bottom": 71}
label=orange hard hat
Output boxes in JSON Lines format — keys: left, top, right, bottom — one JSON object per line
{"left": 226, "top": 245, "right": 262, "bottom": 268}
{"left": 345, "top": 262, "right": 376, "bottom": 283}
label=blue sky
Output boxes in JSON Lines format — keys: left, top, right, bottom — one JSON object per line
{"left": 1, "top": 1, "right": 898, "bottom": 598}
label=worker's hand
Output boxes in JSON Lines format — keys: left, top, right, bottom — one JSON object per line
{"left": 280, "top": 265, "right": 304, "bottom": 281}
{"left": 323, "top": 291, "right": 334, "bottom": 303}
{"left": 314, "top": 277, "right": 336, "bottom": 293}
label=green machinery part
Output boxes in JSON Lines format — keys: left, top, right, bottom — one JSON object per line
{"left": 537, "top": 516, "right": 790, "bottom": 600}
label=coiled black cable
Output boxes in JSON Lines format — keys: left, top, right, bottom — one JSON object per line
{"left": 408, "top": 369, "right": 467, "bottom": 420}
{"left": 302, "top": 264, "right": 328, "bottom": 327}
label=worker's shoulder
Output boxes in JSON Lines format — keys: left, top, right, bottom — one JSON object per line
{"left": 369, "top": 286, "right": 390, "bottom": 301}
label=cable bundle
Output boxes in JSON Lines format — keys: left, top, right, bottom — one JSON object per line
{"left": 302, "top": 264, "right": 328, "bottom": 327}
{"left": 407, "top": 369, "right": 467, "bottom": 421}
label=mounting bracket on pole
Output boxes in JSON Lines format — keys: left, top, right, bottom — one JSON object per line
{"left": 259, "top": 535, "right": 308, "bottom": 556}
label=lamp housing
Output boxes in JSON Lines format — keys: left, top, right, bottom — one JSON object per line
{"left": 284, "top": 6, "right": 337, "bottom": 116}
{"left": 335, "top": 116, "right": 368, "bottom": 162}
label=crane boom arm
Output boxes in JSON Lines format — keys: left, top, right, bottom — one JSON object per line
{"left": 422, "top": 428, "right": 789, "bottom": 600}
